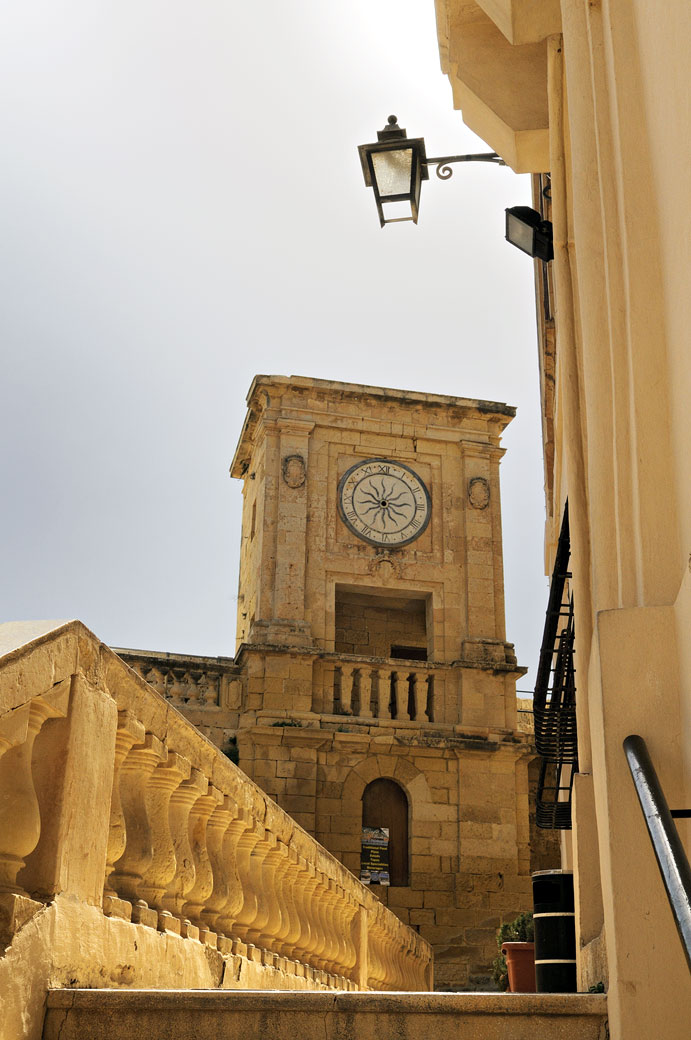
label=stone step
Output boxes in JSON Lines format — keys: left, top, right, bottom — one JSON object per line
{"left": 44, "top": 989, "right": 608, "bottom": 1040}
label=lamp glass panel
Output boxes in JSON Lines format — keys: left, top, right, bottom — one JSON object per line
{"left": 372, "top": 148, "right": 413, "bottom": 198}
{"left": 506, "top": 212, "right": 536, "bottom": 256}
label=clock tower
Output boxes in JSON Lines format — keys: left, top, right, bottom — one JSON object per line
{"left": 227, "top": 374, "right": 550, "bottom": 989}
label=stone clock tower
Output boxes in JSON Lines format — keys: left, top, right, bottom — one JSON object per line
{"left": 224, "top": 374, "right": 546, "bottom": 989}
{"left": 120, "top": 373, "right": 557, "bottom": 988}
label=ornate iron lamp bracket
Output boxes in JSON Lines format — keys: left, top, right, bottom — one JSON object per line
{"left": 424, "top": 153, "right": 506, "bottom": 179}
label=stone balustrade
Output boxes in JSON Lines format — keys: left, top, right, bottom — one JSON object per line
{"left": 115, "top": 649, "right": 243, "bottom": 711}
{"left": 315, "top": 654, "right": 448, "bottom": 724}
{"left": 0, "top": 621, "right": 432, "bottom": 1011}
{"left": 113, "top": 645, "right": 525, "bottom": 732}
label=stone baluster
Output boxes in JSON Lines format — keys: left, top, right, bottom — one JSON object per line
{"left": 373, "top": 670, "right": 389, "bottom": 720}
{"left": 144, "top": 666, "right": 164, "bottom": 695}
{"left": 0, "top": 697, "right": 64, "bottom": 896}
{"left": 382, "top": 914, "right": 401, "bottom": 988}
{"left": 377, "top": 905, "right": 394, "bottom": 987}
{"left": 138, "top": 751, "right": 191, "bottom": 916}
{"left": 313, "top": 872, "right": 334, "bottom": 971}
{"left": 352, "top": 669, "right": 362, "bottom": 716}
{"left": 405, "top": 940, "right": 419, "bottom": 989}
{"left": 229, "top": 822, "right": 267, "bottom": 942}
{"left": 183, "top": 782, "right": 223, "bottom": 927}
{"left": 412, "top": 672, "right": 426, "bottom": 721}
{"left": 315, "top": 661, "right": 335, "bottom": 714}
{"left": 200, "top": 795, "right": 236, "bottom": 934}
{"left": 392, "top": 937, "right": 407, "bottom": 990}
{"left": 359, "top": 668, "right": 373, "bottom": 718}
{"left": 257, "top": 842, "right": 293, "bottom": 952}
{"left": 249, "top": 837, "right": 285, "bottom": 947}
{"left": 376, "top": 926, "right": 391, "bottom": 989}
{"left": 183, "top": 672, "right": 199, "bottom": 705}
{"left": 426, "top": 673, "right": 435, "bottom": 722}
{"left": 392, "top": 672, "right": 404, "bottom": 720}
{"left": 213, "top": 808, "right": 253, "bottom": 939}
{"left": 103, "top": 711, "right": 146, "bottom": 914}
{"left": 310, "top": 869, "right": 332, "bottom": 970}
{"left": 297, "top": 860, "right": 322, "bottom": 963}
{"left": 321, "top": 878, "right": 343, "bottom": 973}
{"left": 196, "top": 672, "right": 211, "bottom": 706}
{"left": 340, "top": 901, "right": 359, "bottom": 980}
{"left": 407, "top": 938, "right": 421, "bottom": 989}
{"left": 161, "top": 767, "right": 208, "bottom": 920}
{"left": 339, "top": 664, "right": 354, "bottom": 715}
{"left": 238, "top": 832, "right": 277, "bottom": 945}
{"left": 109, "top": 733, "right": 165, "bottom": 918}
{"left": 167, "top": 672, "right": 186, "bottom": 707}
{"left": 286, "top": 853, "right": 314, "bottom": 962}
{"left": 389, "top": 935, "right": 405, "bottom": 990}
{"left": 352, "top": 904, "right": 369, "bottom": 990}
{"left": 380, "top": 916, "right": 396, "bottom": 989}
{"left": 366, "top": 916, "right": 384, "bottom": 988}
{"left": 274, "top": 844, "right": 300, "bottom": 956}
{"left": 326, "top": 882, "right": 347, "bottom": 977}
{"left": 338, "top": 888, "right": 358, "bottom": 979}
{"left": 396, "top": 938, "right": 411, "bottom": 990}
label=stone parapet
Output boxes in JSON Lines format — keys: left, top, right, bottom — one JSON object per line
{"left": 44, "top": 989, "right": 609, "bottom": 1040}
{"left": 0, "top": 620, "right": 432, "bottom": 1040}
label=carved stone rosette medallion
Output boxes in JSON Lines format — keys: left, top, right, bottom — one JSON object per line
{"left": 282, "top": 455, "right": 306, "bottom": 488}
{"left": 468, "top": 476, "right": 490, "bottom": 510}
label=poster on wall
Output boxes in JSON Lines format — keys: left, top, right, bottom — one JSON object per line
{"left": 360, "top": 826, "right": 390, "bottom": 885}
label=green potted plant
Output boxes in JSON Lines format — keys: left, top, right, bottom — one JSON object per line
{"left": 492, "top": 911, "right": 535, "bottom": 993}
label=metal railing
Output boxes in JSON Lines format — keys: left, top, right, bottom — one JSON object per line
{"left": 623, "top": 734, "right": 691, "bottom": 972}
{"left": 534, "top": 504, "right": 578, "bottom": 828}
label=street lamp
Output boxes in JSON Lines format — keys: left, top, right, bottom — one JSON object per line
{"left": 505, "top": 206, "right": 554, "bottom": 261}
{"left": 358, "top": 115, "right": 505, "bottom": 227}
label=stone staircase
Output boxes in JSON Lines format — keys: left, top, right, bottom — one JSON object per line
{"left": 44, "top": 990, "right": 608, "bottom": 1040}
{"left": 2, "top": 623, "right": 608, "bottom": 1040}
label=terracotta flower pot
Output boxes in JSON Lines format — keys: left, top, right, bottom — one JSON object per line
{"left": 501, "top": 941, "right": 536, "bottom": 993}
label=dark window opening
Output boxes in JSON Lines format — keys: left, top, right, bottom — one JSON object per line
{"left": 390, "top": 645, "right": 427, "bottom": 661}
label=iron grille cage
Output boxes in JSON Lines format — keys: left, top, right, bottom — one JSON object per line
{"left": 534, "top": 504, "right": 578, "bottom": 829}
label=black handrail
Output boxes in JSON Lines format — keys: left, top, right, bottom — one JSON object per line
{"left": 623, "top": 734, "right": 691, "bottom": 972}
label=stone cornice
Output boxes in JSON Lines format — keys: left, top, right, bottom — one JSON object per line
{"left": 230, "top": 374, "right": 516, "bottom": 479}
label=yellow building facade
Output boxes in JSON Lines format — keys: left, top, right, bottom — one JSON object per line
{"left": 433, "top": 0, "right": 691, "bottom": 1035}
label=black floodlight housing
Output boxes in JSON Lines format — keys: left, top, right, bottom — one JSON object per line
{"left": 505, "top": 206, "right": 554, "bottom": 261}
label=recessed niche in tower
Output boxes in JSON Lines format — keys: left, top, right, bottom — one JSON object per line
{"left": 334, "top": 586, "right": 429, "bottom": 660}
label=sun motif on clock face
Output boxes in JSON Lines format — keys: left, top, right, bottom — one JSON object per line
{"left": 338, "top": 459, "right": 431, "bottom": 547}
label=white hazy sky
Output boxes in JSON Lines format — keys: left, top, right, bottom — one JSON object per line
{"left": 1, "top": 1, "right": 547, "bottom": 689}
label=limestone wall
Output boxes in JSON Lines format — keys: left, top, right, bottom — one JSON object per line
{"left": 0, "top": 621, "right": 432, "bottom": 1040}
{"left": 334, "top": 593, "right": 427, "bottom": 659}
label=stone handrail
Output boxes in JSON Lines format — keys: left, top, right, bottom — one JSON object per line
{"left": 0, "top": 621, "right": 432, "bottom": 998}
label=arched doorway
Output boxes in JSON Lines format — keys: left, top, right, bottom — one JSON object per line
{"left": 361, "top": 777, "right": 409, "bottom": 886}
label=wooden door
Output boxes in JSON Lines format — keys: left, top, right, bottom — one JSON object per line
{"left": 362, "top": 778, "right": 409, "bottom": 886}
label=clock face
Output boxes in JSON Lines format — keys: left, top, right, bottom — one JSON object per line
{"left": 338, "top": 459, "right": 431, "bottom": 547}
